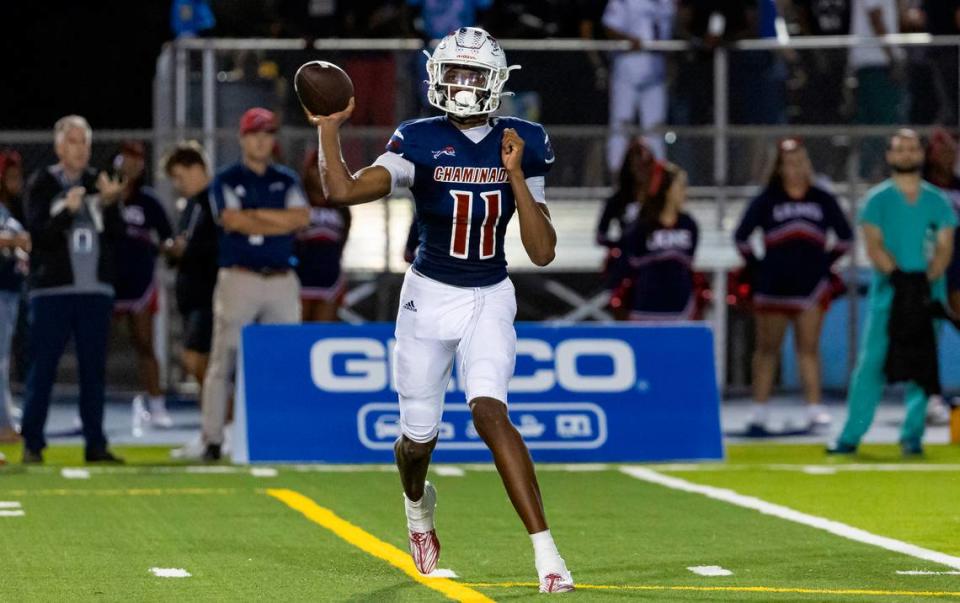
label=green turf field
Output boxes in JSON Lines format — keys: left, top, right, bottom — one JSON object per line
{"left": 1, "top": 444, "right": 959, "bottom": 602}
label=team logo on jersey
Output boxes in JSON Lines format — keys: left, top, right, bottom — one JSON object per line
{"left": 432, "top": 146, "right": 457, "bottom": 159}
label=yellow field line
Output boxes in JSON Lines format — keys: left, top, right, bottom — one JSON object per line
{"left": 464, "top": 581, "right": 960, "bottom": 598}
{"left": 265, "top": 488, "right": 493, "bottom": 603}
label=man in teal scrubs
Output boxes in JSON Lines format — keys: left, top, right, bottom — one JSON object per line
{"left": 829, "top": 130, "right": 957, "bottom": 456}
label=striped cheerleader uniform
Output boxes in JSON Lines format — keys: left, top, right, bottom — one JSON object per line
{"left": 622, "top": 212, "right": 699, "bottom": 321}
{"left": 734, "top": 184, "right": 853, "bottom": 313}
{"left": 295, "top": 205, "right": 351, "bottom": 301}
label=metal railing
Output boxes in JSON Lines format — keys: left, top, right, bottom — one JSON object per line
{"left": 148, "top": 33, "right": 960, "bottom": 391}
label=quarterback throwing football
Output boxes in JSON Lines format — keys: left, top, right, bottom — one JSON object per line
{"left": 308, "top": 27, "right": 573, "bottom": 593}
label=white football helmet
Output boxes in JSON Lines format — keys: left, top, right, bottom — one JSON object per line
{"left": 425, "top": 27, "right": 519, "bottom": 118}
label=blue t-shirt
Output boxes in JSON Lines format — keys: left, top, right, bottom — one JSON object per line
{"left": 384, "top": 116, "right": 554, "bottom": 287}
{"left": 211, "top": 163, "right": 308, "bottom": 270}
{"left": 407, "top": 0, "right": 493, "bottom": 40}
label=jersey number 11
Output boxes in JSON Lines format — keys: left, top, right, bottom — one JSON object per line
{"left": 449, "top": 190, "right": 501, "bottom": 261}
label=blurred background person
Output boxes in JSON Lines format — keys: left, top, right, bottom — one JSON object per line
{"left": 0, "top": 150, "right": 25, "bottom": 223}
{"left": 20, "top": 115, "right": 125, "bottom": 464}
{"left": 111, "top": 141, "right": 175, "bottom": 429}
{"left": 923, "top": 129, "right": 960, "bottom": 316}
{"left": 734, "top": 139, "right": 853, "bottom": 434}
{"left": 850, "top": 0, "right": 906, "bottom": 178}
{"left": 602, "top": 0, "right": 676, "bottom": 173}
{"left": 163, "top": 141, "right": 218, "bottom": 459}
{"left": 0, "top": 192, "right": 29, "bottom": 443}
{"left": 296, "top": 149, "right": 351, "bottom": 322}
{"left": 922, "top": 128, "right": 960, "bottom": 424}
{"left": 619, "top": 162, "right": 699, "bottom": 321}
{"left": 596, "top": 139, "right": 665, "bottom": 317}
{"left": 829, "top": 130, "right": 956, "bottom": 456}
{"left": 202, "top": 108, "right": 309, "bottom": 461}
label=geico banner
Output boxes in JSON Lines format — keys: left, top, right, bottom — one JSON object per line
{"left": 232, "top": 323, "right": 723, "bottom": 463}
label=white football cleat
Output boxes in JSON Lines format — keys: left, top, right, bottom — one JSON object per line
{"left": 406, "top": 481, "right": 440, "bottom": 575}
{"left": 539, "top": 570, "right": 575, "bottom": 594}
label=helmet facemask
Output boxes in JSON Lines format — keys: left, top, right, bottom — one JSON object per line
{"left": 424, "top": 28, "right": 519, "bottom": 119}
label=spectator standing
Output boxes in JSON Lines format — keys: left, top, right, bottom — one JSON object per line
{"left": 0, "top": 150, "right": 25, "bottom": 223}
{"left": 794, "top": 0, "right": 853, "bottom": 124}
{"left": 20, "top": 116, "right": 126, "bottom": 464}
{"left": 111, "top": 142, "right": 175, "bottom": 429}
{"left": 296, "top": 150, "right": 351, "bottom": 322}
{"left": 850, "top": 0, "right": 906, "bottom": 177}
{"left": 202, "top": 108, "right": 309, "bottom": 461}
{"left": 924, "top": 130, "right": 960, "bottom": 317}
{"left": 620, "top": 162, "right": 699, "bottom": 321}
{"left": 162, "top": 141, "right": 219, "bottom": 459}
{"left": 171, "top": 0, "right": 216, "bottom": 38}
{"left": 735, "top": 139, "right": 853, "bottom": 433}
{"left": 602, "top": 0, "right": 675, "bottom": 171}
{"left": 829, "top": 130, "right": 956, "bottom": 456}
{"left": 0, "top": 199, "right": 29, "bottom": 443}
{"left": 916, "top": 0, "right": 960, "bottom": 125}
{"left": 922, "top": 129, "right": 960, "bottom": 424}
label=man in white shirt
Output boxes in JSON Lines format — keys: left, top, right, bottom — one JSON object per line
{"left": 603, "top": 0, "right": 676, "bottom": 175}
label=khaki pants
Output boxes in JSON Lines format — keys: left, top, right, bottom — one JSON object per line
{"left": 202, "top": 268, "right": 300, "bottom": 445}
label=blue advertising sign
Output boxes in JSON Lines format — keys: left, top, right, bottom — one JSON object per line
{"left": 232, "top": 323, "right": 723, "bottom": 463}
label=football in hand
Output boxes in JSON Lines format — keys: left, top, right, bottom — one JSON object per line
{"left": 294, "top": 61, "right": 354, "bottom": 118}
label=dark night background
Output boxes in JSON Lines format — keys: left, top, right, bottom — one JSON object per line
{"left": 0, "top": 1, "right": 172, "bottom": 130}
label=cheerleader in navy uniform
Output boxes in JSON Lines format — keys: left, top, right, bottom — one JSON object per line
{"left": 296, "top": 150, "right": 351, "bottom": 322}
{"left": 111, "top": 142, "right": 175, "bottom": 427}
{"left": 620, "top": 162, "right": 698, "bottom": 321}
{"left": 734, "top": 139, "right": 853, "bottom": 433}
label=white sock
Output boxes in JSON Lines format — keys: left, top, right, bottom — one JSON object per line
{"left": 748, "top": 403, "right": 769, "bottom": 426}
{"left": 807, "top": 403, "right": 827, "bottom": 417}
{"left": 404, "top": 493, "right": 433, "bottom": 532}
{"left": 530, "top": 530, "right": 565, "bottom": 575}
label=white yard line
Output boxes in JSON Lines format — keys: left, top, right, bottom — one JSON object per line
{"left": 0, "top": 501, "right": 22, "bottom": 509}
{"left": 687, "top": 565, "right": 733, "bottom": 577}
{"left": 0, "top": 510, "right": 25, "bottom": 517}
{"left": 897, "top": 570, "right": 960, "bottom": 575}
{"left": 621, "top": 466, "right": 960, "bottom": 571}
{"left": 432, "top": 466, "right": 465, "bottom": 477}
{"left": 250, "top": 468, "right": 278, "bottom": 478}
{"left": 61, "top": 468, "right": 91, "bottom": 479}
{"left": 149, "top": 567, "right": 192, "bottom": 578}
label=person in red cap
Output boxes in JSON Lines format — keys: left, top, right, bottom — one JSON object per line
{"left": 0, "top": 150, "right": 25, "bottom": 223}
{"left": 201, "top": 107, "right": 309, "bottom": 461}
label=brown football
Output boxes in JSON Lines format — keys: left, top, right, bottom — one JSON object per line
{"left": 294, "top": 61, "right": 354, "bottom": 118}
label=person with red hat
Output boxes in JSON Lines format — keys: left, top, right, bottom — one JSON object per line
{"left": 201, "top": 107, "right": 309, "bottom": 461}
{"left": 110, "top": 141, "right": 176, "bottom": 430}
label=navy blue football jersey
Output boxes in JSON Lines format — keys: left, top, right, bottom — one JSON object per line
{"left": 383, "top": 116, "right": 554, "bottom": 287}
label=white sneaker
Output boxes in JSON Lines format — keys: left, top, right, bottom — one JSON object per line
{"left": 538, "top": 567, "right": 575, "bottom": 594}
{"left": 148, "top": 398, "right": 175, "bottom": 429}
{"left": 405, "top": 481, "right": 440, "bottom": 575}
{"left": 927, "top": 396, "right": 951, "bottom": 426}
{"left": 131, "top": 396, "right": 149, "bottom": 437}
{"left": 170, "top": 436, "right": 205, "bottom": 460}
{"left": 807, "top": 405, "right": 832, "bottom": 430}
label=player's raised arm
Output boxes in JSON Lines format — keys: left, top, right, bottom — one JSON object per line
{"left": 503, "top": 128, "right": 556, "bottom": 267}
{"left": 306, "top": 99, "right": 392, "bottom": 206}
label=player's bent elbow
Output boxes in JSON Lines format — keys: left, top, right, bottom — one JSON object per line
{"left": 531, "top": 250, "right": 555, "bottom": 267}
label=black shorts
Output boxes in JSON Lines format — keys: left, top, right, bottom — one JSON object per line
{"left": 182, "top": 308, "right": 213, "bottom": 354}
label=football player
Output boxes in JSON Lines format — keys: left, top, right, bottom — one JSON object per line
{"left": 306, "top": 27, "right": 574, "bottom": 594}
